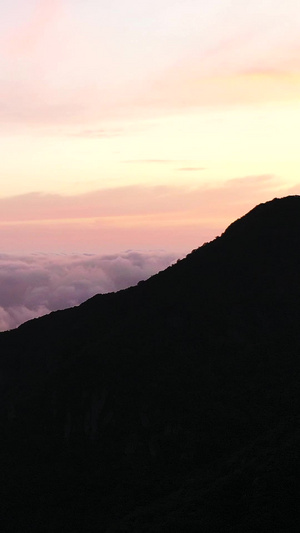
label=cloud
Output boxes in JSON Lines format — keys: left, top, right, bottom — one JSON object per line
{"left": 177, "top": 167, "right": 206, "bottom": 172}
{"left": 0, "top": 175, "right": 282, "bottom": 224}
{"left": 70, "top": 128, "right": 123, "bottom": 138}
{"left": 0, "top": 250, "right": 178, "bottom": 331}
{"left": 122, "top": 161, "right": 206, "bottom": 169}
{"left": 225, "top": 174, "right": 274, "bottom": 188}
{"left": 0, "top": 175, "right": 297, "bottom": 331}
{"left": 123, "top": 160, "right": 176, "bottom": 164}
{"left": 0, "top": 175, "right": 291, "bottom": 255}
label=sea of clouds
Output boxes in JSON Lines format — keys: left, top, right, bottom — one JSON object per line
{"left": 0, "top": 250, "right": 178, "bottom": 331}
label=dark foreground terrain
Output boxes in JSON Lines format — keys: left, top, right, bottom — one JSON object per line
{"left": 0, "top": 196, "right": 300, "bottom": 531}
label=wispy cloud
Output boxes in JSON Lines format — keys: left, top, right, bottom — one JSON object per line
{"left": 0, "top": 176, "right": 283, "bottom": 225}
{"left": 0, "top": 175, "right": 292, "bottom": 255}
{"left": 122, "top": 160, "right": 206, "bottom": 168}
{"left": 0, "top": 0, "right": 300, "bottom": 131}
{"left": 122, "top": 159, "right": 176, "bottom": 164}
{"left": 70, "top": 128, "right": 123, "bottom": 138}
{"left": 177, "top": 167, "right": 206, "bottom": 172}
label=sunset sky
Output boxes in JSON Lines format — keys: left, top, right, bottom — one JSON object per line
{"left": 1, "top": 0, "right": 300, "bottom": 328}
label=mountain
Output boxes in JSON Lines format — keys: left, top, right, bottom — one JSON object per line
{"left": 1, "top": 196, "right": 300, "bottom": 532}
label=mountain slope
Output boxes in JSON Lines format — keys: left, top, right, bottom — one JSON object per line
{"left": 0, "top": 196, "right": 300, "bottom": 532}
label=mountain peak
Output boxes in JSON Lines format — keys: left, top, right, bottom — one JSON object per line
{"left": 222, "top": 195, "right": 300, "bottom": 242}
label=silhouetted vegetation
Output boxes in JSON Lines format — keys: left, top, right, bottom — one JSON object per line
{"left": 0, "top": 196, "right": 300, "bottom": 531}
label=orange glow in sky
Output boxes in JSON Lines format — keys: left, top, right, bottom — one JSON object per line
{"left": 1, "top": 0, "right": 300, "bottom": 253}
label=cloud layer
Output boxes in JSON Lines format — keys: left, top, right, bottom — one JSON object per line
{"left": 0, "top": 174, "right": 298, "bottom": 331}
{"left": 0, "top": 250, "right": 178, "bottom": 331}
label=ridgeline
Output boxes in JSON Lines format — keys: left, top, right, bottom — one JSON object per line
{"left": 1, "top": 196, "right": 300, "bottom": 532}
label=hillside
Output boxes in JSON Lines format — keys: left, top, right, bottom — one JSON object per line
{"left": 0, "top": 196, "right": 300, "bottom": 532}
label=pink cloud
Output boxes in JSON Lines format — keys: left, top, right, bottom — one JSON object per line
{"left": 0, "top": 175, "right": 282, "bottom": 223}
{"left": 0, "top": 175, "right": 292, "bottom": 255}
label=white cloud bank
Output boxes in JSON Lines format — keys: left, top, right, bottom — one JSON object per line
{"left": 0, "top": 250, "right": 178, "bottom": 331}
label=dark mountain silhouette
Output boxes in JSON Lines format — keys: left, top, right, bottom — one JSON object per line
{"left": 1, "top": 195, "right": 300, "bottom": 532}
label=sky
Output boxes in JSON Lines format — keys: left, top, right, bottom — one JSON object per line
{"left": 1, "top": 0, "right": 300, "bottom": 329}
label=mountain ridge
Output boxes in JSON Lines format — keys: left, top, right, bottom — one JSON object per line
{"left": 1, "top": 195, "right": 300, "bottom": 532}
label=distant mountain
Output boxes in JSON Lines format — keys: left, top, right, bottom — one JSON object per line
{"left": 1, "top": 196, "right": 300, "bottom": 532}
